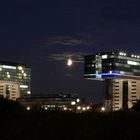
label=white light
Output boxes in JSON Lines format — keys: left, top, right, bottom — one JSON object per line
{"left": 64, "top": 107, "right": 67, "bottom": 111}
{"left": 0, "top": 68, "right": 2, "bottom": 71}
{"left": 127, "top": 61, "right": 140, "bottom": 66}
{"left": 77, "top": 106, "right": 81, "bottom": 110}
{"left": 82, "top": 107, "right": 86, "bottom": 111}
{"left": 45, "top": 107, "right": 48, "bottom": 110}
{"left": 119, "top": 52, "right": 126, "bottom": 56}
{"left": 87, "top": 106, "right": 90, "bottom": 110}
{"left": 2, "top": 65, "right": 16, "bottom": 70}
{"left": 109, "top": 71, "right": 112, "bottom": 74}
{"left": 67, "top": 59, "right": 73, "bottom": 66}
{"left": 7, "top": 75, "right": 10, "bottom": 78}
{"left": 102, "top": 55, "right": 107, "bottom": 59}
{"left": 71, "top": 101, "right": 76, "bottom": 105}
{"left": 18, "top": 66, "right": 23, "bottom": 70}
{"left": 120, "top": 71, "right": 125, "bottom": 74}
{"left": 20, "top": 85, "right": 28, "bottom": 88}
{"left": 24, "top": 73, "right": 27, "bottom": 77}
{"left": 27, "top": 91, "right": 31, "bottom": 94}
{"left": 76, "top": 98, "right": 80, "bottom": 103}
{"left": 101, "top": 107, "right": 105, "bottom": 111}
{"left": 26, "top": 106, "right": 30, "bottom": 111}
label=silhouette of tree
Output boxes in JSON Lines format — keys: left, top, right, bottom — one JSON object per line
{"left": 132, "top": 100, "right": 140, "bottom": 111}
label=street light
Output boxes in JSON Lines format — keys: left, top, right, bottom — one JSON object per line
{"left": 101, "top": 107, "right": 105, "bottom": 112}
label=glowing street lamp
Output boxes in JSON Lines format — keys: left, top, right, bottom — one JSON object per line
{"left": 26, "top": 106, "right": 30, "bottom": 111}
{"left": 101, "top": 107, "right": 105, "bottom": 112}
{"left": 64, "top": 107, "right": 67, "bottom": 111}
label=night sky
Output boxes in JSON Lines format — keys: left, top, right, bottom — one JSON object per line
{"left": 0, "top": 0, "right": 140, "bottom": 103}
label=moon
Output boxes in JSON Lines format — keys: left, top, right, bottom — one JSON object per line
{"left": 67, "top": 58, "right": 73, "bottom": 66}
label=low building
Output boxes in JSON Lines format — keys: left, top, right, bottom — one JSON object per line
{"left": 17, "top": 93, "right": 91, "bottom": 112}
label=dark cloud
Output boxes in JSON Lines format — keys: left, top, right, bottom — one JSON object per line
{"left": 48, "top": 52, "right": 88, "bottom": 63}
{"left": 38, "top": 34, "right": 95, "bottom": 48}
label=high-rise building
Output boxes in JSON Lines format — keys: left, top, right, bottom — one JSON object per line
{"left": 0, "top": 61, "right": 31, "bottom": 100}
{"left": 84, "top": 51, "right": 140, "bottom": 111}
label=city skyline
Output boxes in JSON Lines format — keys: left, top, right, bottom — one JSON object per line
{"left": 0, "top": 0, "right": 140, "bottom": 103}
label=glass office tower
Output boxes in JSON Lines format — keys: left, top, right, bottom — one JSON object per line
{"left": 84, "top": 51, "right": 140, "bottom": 79}
{"left": 0, "top": 61, "right": 31, "bottom": 100}
{"left": 84, "top": 52, "right": 140, "bottom": 111}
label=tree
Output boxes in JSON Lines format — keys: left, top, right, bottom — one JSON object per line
{"left": 131, "top": 100, "right": 140, "bottom": 111}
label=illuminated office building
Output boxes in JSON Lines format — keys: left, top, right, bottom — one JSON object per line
{"left": 0, "top": 61, "right": 31, "bottom": 100}
{"left": 84, "top": 51, "right": 140, "bottom": 111}
{"left": 18, "top": 93, "right": 90, "bottom": 112}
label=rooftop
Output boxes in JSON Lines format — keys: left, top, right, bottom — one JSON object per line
{"left": 0, "top": 60, "right": 29, "bottom": 68}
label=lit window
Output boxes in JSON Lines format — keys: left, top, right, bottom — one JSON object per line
{"left": 20, "top": 85, "right": 28, "bottom": 88}
{"left": 7, "top": 72, "right": 9, "bottom": 74}
{"left": 2, "top": 65, "right": 16, "bottom": 69}
{"left": 109, "top": 71, "right": 112, "bottom": 74}
{"left": 127, "top": 61, "right": 140, "bottom": 66}
{"left": 27, "top": 91, "right": 31, "bottom": 94}
{"left": 102, "top": 55, "right": 107, "bottom": 59}
{"left": 18, "top": 66, "right": 23, "bottom": 70}
{"left": 71, "top": 101, "right": 76, "bottom": 105}
{"left": 119, "top": 52, "right": 126, "bottom": 56}
{"left": 76, "top": 98, "right": 80, "bottom": 103}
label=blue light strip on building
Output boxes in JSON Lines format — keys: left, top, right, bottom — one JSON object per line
{"left": 101, "top": 73, "right": 122, "bottom": 76}
{"left": 84, "top": 72, "right": 122, "bottom": 77}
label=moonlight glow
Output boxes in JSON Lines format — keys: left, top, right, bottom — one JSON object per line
{"left": 67, "top": 59, "right": 73, "bottom": 66}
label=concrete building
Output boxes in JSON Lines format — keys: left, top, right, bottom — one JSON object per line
{"left": 104, "top": 79, "right": 140, "bottom": 111}
{"left": 0, "top": 80, "right": 20, "bottom": 101}
{"left": 84, "top": 51, "right": 140, "bottom": 111}
{"left": 0, "top": 61, "right": 31, "bottom": 100}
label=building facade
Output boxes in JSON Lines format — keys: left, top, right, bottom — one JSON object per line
{"left": 18, "top": 93, "right": 91, "bottom": 112}
{"left": 84, "top": 51, "right": 140, "bottom": 79}
{"left": 84, "top": 51, "right": 140, "bottom": 111}
{"left": 104, "top": 79, "right": 140, "bottom": 111}
{"left": 0, "top": 61, "right": 31, "bottom": 100}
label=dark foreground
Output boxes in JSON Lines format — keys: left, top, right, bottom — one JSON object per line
{"left": 0, "top": 100, "right": 140, "bottom": 140}
{"left": 0, "top": 110, "right": 140, "bottom": 140}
